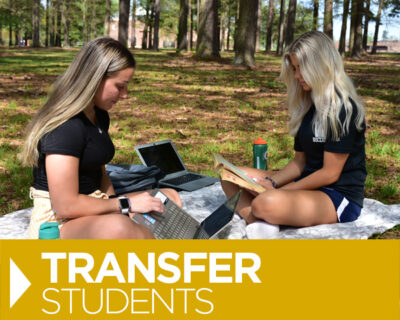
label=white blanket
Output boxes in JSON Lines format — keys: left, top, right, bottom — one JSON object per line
{"left": 1, "top": 183, "right": 399, "bottom": 239}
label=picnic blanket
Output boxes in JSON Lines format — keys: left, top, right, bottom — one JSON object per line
{"left": 1, "top": 182, "right": 399, "bottom": 239}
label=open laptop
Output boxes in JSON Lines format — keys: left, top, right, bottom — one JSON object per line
{"left": 132, "top": 190, "right": 242, "bottom": 239}
{"left": 134, "top": 140, "right": 219, "bottom": 191}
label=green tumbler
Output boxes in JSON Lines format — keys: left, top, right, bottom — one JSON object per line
{"left": 253, "top": 138, "right": 268, "bottom": 170}
{"left": 39, "top": 222, "right": 60, "bottom": 239}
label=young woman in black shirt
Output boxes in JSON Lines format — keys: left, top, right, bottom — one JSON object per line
{"left": 21, "top": 38, "right": 182, "bottom": 239}
{"left": 221, "top": 31, "right": 366, "bottom": 237}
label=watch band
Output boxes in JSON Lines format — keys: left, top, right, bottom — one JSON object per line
{"left": 118, "top": 196, "right": 131, "bottom": 215}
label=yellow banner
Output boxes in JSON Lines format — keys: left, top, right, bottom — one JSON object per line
{"left": 1, "top": 240, "right": 399, "bottom": 319}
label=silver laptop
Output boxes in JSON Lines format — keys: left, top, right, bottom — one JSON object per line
{"left": 132, "top": 190, "right": 241, "bottom": 239}
{"left": 134, "top": 140, "right": 219, "bottom": 191}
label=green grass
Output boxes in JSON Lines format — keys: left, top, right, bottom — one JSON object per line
{"left": 0, "top": 48, "right": 399, "bottom": 237}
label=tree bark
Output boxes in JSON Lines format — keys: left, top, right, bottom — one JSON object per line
{"left": 276, "top": 0, "right": 285, "bottom": 55}
{"left": 131, "top": 0, "right": 136, "bottom": 48}
{"left": 323, "top": 0, "right": 333, "bottom": 38}
{"left": 339, "top": 0, "right": 350, "bottom": 56}
{"left": 350, "top": 0, "right": 363, "bottom": 57}
{"left": 45, "top": 0, "right": 49, "bottom": 46}
{"left": 226, "top": 4, "right": 231, "bottom": 50}
{"left": 371, "top": 0, "right": 383, "bottom": 54}
{"left": 63, "top": 0, "right": 71, "bottom": 47}
{"left": 153, "top": 0, "right": 160, "bottom": 51}
{"left": 312, "top": 0, "right": 319, "bottom": 30}
{"left": 142, "top": 2, "right": 150, "bottom": 49}
{"left": 32, "top": 0, "right": 40, "bottom": 47}
{"left": 285, "top": 0, "right": 296, "bottom": 46}
{"left": 265, "top": 0, "right": 274, "bottom": 52}
{"left": 118, "top": 0, "right": 130, "bottom": 46}
{"left": 189, "top": 0, "right": 194, "bottom": 50}
{"left": 104, "top": 0, "right": 111, "bottom": 36}
{"left": 178, "top": 0, "right": 189, "bottom": 51}
{"left": 233, "top": 0, "right": 259, "bottom": 67}
{"left": 0, "top": 23, "right": 3, "bottom": 46}
{"left": 55, "top": 0, "right": 62, "bottom": 46}
{"left": 256, "top": 0, "right": 261, "bottom": 52}
{"left": 148, "top": 1, "right": 154, "bottom": 49}
{"left": 196, "top": 0, "right": 220, "bottom": 58}
{"left": 362, "top": 0, "right": 370, "bottom": 50}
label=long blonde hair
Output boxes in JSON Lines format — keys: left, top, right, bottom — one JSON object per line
{"left": 20, "top": 37, "right": 136, "bottom": 167}
{"left": 280, "top": 31, "right": 365, "bottom": 140}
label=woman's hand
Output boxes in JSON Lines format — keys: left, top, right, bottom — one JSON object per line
{"left": 128, "top": 192, "right": 165, "bottom": 214}
{"left": 252, "top": 177, "right": 276, "bottom": 191}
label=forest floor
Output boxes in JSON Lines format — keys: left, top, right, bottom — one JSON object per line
{"left": 0, "top": 47, "right": 399, "bottom": 238}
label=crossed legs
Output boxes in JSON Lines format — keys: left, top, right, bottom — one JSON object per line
{"left": 221, "top": 167, "right": 338, "bottom": 227}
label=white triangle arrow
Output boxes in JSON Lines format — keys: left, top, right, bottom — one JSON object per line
{"left": 9, "top": 258, "right": 31, "bottom": 308}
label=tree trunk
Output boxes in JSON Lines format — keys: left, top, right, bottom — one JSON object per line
{"left": 371, "top": 0, "right": 383, "bottom": 54}
{"left": 104, "top": 0, "right": 111, "bottom": 36}
{"left": 265, "top": 0, "right": 274, "bottom": 52}
{"left": 32, "top": 0, "right": 40, "bottom": 47}
{"left": 255, "top": 0, "right": 261, "bottom": 51}
{"left": 152, "top": 0, "right": 160, "bottom": 51}
{"left": 142, "top": 3, "right": 149, "bottom": 49}
{"left": 15, "top": 25, "right": 20, "bottom": 46}
{"left": 131, "top": 0, "right": 136, "bottom": 48}
{"left": 8, "top": 22, "right": 12, "bottom": 46}
{"left": 226, "top": 6, "right": 231, "bottom": 50}
{"left": 148, "top": 1, "right": 155, "bottom": 49}
{"left": 118, "top": 0, "right": 130, "bottom": 46}
{"left": 285, "top": 0, "right": 296, "bottom": 46}
{"left": 177, "top": 0, "right": 189, "bottom": 51}
{"left": 50, "top": 1, "right": 55, "bottom": 46}
{"left": 323, "top": 0, "right": 333, "bottom": 38}
{"left": 362, "top": 0, "right": 370, "bottom": 50}
{"left": 196, "top": 0, "right": 220, "bottom": 58}
{"left": 350, "top": 0, "right": 363, "bottom": 57}
{"left": 233, "top": 0, "right": 259, "bottom": 67}
{"left": 189, "top": 0, "right": 194, "bottom": 50}
{"left": 55, "top": 0, "right": 62, "bottom": 46}
{"left": 220, "top": 10, "right": 226, "bottom": 52}
{"left": 276, "top": 0, "right": 285, "bottom": 55}
{"left": 312, "top": 0, "right": 319, "bottom": 30}
{"left": 45, "top": 0, "right": 49, "bottom": 46}
{"left": 339, "top": 0, "right": 350, "bottom": 56}
{"left": 0, "top": 23, "right": 3, "bottom": 45}
{"left": 63, "top": 0, "right": 71, "bottom": 47}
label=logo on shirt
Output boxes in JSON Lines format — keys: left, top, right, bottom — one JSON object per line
{"left": 313, "top": 122, "right": 326, "bottom": 143}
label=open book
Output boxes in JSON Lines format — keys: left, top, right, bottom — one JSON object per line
{"left": 213, "top": 153, "right": 266, "bottom": 194}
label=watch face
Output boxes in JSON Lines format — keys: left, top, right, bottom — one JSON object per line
{"left": 119, "top": 198, "right": 130, "bottom": 209}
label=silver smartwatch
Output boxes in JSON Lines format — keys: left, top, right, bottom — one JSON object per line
{"left": 118, "top": 196, "right": 131, "bottom": 215}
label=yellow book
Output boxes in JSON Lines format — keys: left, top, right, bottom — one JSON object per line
{"left": 213, "top": 153, "right": 266, "bottom": 194}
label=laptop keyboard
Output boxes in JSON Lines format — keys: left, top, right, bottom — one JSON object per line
{"left": 163, "top": 173, "right": 202, "bottom": 186}
{"left": 153, "top": 200, "right": 200, "bottom": 239}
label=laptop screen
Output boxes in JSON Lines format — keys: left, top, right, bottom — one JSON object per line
{"left": 138, "top": 142, "right": 186, "bottom": 175}
{"left": 199, "top": 204, "right": 234, "bottom": 237}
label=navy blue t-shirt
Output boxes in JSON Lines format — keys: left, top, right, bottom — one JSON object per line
{"left": 294, "top": 101, "right": 367, "bottom": 207}
{"left": 33, "top": 107, "right": 115, "bottom": 194}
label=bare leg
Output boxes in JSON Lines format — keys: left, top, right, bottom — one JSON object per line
{"left": 250, "top": 189, "right": 338, "bottom": 227}
{"left": 60, "top": 213, "right": 154, "bottom": 239}
{"left": 220, "top": 166, "right": 272, "bottom": 221}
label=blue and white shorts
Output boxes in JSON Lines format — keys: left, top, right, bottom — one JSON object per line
{"left": 318, "top": 187, "right": 362, "bottom": 223}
